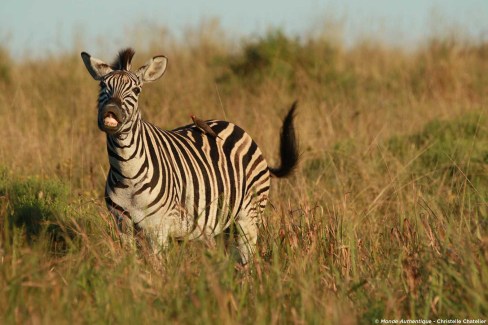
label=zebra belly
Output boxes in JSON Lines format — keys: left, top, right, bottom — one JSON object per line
{"left": 107, "top": 182, "right": 235, "bottom": 241}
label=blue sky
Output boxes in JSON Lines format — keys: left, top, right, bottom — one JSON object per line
{"left": 1, "top": 0, "right": 487, "bottom": 58}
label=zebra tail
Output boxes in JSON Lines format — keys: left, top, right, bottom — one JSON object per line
{"left": 269, "top": 101, "right": 299, "bottom": 178}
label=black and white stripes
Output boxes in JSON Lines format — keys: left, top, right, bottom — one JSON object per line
{"left": 81, "top": 48, "right": 298, "bottom": 263}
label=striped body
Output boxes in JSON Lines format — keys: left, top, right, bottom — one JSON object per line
{"left": 81, "top": 48, "right": 298, "bottom": 263}
{"left": 105, "top": 119, "right": 270, "bottom": 243}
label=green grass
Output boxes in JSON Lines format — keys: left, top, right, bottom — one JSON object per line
{"left": 0, "top": 27, "right": 487, "bottom": 324}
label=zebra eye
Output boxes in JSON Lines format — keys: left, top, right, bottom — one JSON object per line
{"left": 133, "top": 87, "right": 141, "bottom": 95}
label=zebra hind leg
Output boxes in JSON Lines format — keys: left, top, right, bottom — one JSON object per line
{"left": 235, "top": 216, "right": 259, "bottom": 265}
{"left": 235, "top": 187, "right": 268, "bottom": 265}
{"left": 235, "top": 197, "right": 268, "bottom": 265}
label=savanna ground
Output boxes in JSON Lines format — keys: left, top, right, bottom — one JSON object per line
{"left": 0, "top": 23, "right": 487, "bottom": 324}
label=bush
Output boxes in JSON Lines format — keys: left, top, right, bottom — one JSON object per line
{"left": 215, "top": 29, "right": 346, "bottom": 92}
{"left": 387, "top": 112, "right": 488, "bottom": 200}
{"left": 0, "top": 47, "right": 12, "bottom": 84}
{"left": 0, "top": 170, "right": 70, "bottom": 242}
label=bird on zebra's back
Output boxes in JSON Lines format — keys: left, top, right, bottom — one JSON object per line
{"left": 190, "top": 114, "right": 222, "bottom": 139}
{"left": 80, "top": 47, "right": 299, "bottom": 265}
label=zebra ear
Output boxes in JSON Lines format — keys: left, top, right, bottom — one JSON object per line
{"left": 135, "top": 55, "right": 167, "bottom": 83}
{"left": 81, "top": 52, "right": 113, "bottom": 80}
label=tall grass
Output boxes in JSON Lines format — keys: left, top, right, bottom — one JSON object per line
{"left": 0, "top": 25, "right": 487, "bottom": 324}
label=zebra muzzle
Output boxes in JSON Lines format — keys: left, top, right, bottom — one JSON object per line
{"left": 99, "top": 101, "right": 125, "bottom": 133}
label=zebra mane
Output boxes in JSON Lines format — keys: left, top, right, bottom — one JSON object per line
{"left": 111, "top": 48, "right": 135, "bottom": 71}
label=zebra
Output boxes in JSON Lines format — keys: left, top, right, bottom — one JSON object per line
{"left": 81, "top": 48, "right": 298, "bottom": 264}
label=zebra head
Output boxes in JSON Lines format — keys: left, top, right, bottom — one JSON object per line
{"left": 81, "top": 48, "right": 167, "bottom": 135}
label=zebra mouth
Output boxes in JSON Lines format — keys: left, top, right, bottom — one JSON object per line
{"left": 103, "top": 112, "right": 120, "bottom": 128}
{"left": 99, "top": 100, "right": 125, "bottom": 134}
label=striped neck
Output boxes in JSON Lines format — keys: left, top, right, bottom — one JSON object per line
{"left": 106, "top": 114, "right": 146, "bottom": 180}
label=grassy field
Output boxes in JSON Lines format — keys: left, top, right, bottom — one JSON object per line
{"left": 0, "top": 27, "right": 487, "bottom": 324}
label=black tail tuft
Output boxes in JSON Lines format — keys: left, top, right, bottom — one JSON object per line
{"left": 269, "top": 101, "right": 299, "bottom": 178}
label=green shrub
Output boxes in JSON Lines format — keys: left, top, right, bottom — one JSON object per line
{"left": 0, "top": 47, "right": 12, "bottom": 84}
{"left": 0, "top": 170, "right": 70, "bottom": 242}
{"left": 387, "top": 112, "right": 488, "bottom": 199}
{"left": 215, "top": 29, "right": 349, "bottom": 93}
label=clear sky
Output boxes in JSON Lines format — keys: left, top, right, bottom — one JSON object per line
{"left": 1, "top": 0, "right": 487, "bottom": 58}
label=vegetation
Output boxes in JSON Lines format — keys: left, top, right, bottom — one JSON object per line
{"left": 0, "top": 25, "right": 487, "bottom": 324}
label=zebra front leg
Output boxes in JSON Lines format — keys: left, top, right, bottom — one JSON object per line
{"left": 141, "top": 223, "right": 171, "bottom": 257}
{"left": 109, "top": 207, "right": 137, "bottom": 251}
